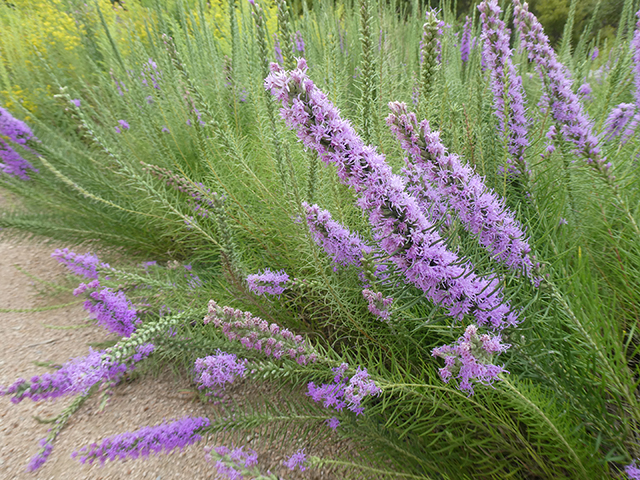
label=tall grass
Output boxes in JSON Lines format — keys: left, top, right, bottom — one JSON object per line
{"left": 1, "top": 0, "right": 640, "bottom": 477}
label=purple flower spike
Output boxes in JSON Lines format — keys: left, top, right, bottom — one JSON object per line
{"left": 294, "top": 31, "right": 305, "bottom": 53}
{"left": 206, "top": 444, "right": 259, "bottom": 479}
{"left": 85, "top": 287, "right": 140, "bottom": 337}
{"left": 0, "top": 107, "right": 38, "bottom": 180}
{"left": 273, "top": 34, "right": 284, "bottom": 65}
{"left": 431, "top": 324, "right": 509, "bottom": 395}
{"left": 303, "top": 202, "right": 374, "bottom": 271}
{"left": 362, "top": 288, "right": 392, "bottom": 320}
{"left": 386, "top": 102, "right": 535, "bottom": 280}
{"left": 479, "top": 0, "right": 530, "bottom": 178}
{"left": 246, "top": 269, "right": 290, "bottom": 296}
{"left": 604, "top": 103, "right": 637, "bottom": 142}
{"left": 204, "top": 300, "right": 317, "bottom": 365}
{"left": 118, "top": 119, "right": 130, "bottom": 130}
{"left": 513, "top": 0, "right": 611, "bottom": 181}
{"left": 52, "top": 248, "right": 108, "bottom": 279}
{"left": 73, "top": 416, "right": 210, "bottom": 465}
{"left": 27, "top": 438, "right": 54, "bottom": 471}
{"left": 0, "top": 106, "right": 36, "bottom": 146}
{"left": 0, "top": 344, "right": 153, "bottom": 403}
{"left": 266, "top": 60, "right": 520, "bottom": 331}
{"left": 283, "top": 449, "right": 307, "bottom": 471}
{"left": 632, "top": 10, "right": 640, "bottom": 107}
{"left": 0, "top": 139, "right": 38, "bottom": 180}
{"left": 460, "top": 16, "right": 472, "bottom": 63}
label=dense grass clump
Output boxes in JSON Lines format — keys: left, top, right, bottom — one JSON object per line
{"left": 1, "top": 0, "right": 640, "bottom": 478}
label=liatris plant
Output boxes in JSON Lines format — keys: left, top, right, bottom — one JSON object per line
{"left": 386, "top": 101, "right": 535, "bottom": 277}
{"left": 73, "top": 416, "right": 210, "bottom": 465}
{"left": 204, "top": 300, "right": 318, "bottom": 364}
{"left": 478, "top": 0, "right": 530, "bottom": 179}
{"left": 52, "top": 248, "right": 109, "bottom": 279}
{"left": 302, "top": 202, "right": 374, "bottom": 272}
{"left": 418, "top": 10, "right": 442, "bottom": 110}
{"left": 0, "top": 105, "right": 38, "bottom": 179}
{"left": 3, "top": 0, "right": 640, "bottom": 477}
{"left": 80, "top": 284, "right": 141, "bottom": 337}
{"left": 0, "top": 344, "right": 154, "bottom": 403}
{"left": 206, "top": 444, "right": 264, "bottom": 479}
{"left": 460, "top": 16, "right": 472, "bottom": 64}
{"left": 266, "top": 59, "right": 519, "bottom": 332}
{"left": 246, "top": 268, "right": 290, "bottom": 296}
{"left": 513, "top": 0, "right": 610, "bottom": 180}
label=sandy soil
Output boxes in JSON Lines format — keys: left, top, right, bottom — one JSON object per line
{"left": 0, "top": 236, "right": 344, "bottom": 480}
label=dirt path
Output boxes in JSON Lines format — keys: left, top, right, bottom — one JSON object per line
{"left": 0, "top": 236, "right": 339, "bottom": 479}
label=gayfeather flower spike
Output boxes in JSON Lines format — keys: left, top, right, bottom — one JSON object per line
{"left": 204, "top": 300, "right": 318, "bottom": 364}
{"left": 603, "top": 103, "right": 637, "bottom": 143}
{"left": 73, "top": 416, "right": 210, "bottom": 465}
{"left": 478, "top": 0, "right": 530, "bottom": 178}
{"left": 460, "top": 16, "right": 473, "bottom": 64}
{"left": 206, "top": 444, "right": 263, "bottom": 479}
{"left": 246, "top": 268, "right": 290, "bottom": 296}
{"left": 513, "top": 0, "right": 611, "bottom": 182}
{"left": 266, "top": 59, "right": 520, "bottom": 331}
{"left": 386, "top": 102, "right": 535, "bottom": 279}
{"left": 431, "top": 324, "right": 509, "bottom": 395}
{"left": 52, "top": 248, "right": 110, "bottom": 279}
{"left": 0, "top": 344, "right": 154, "bottom": 403}
{"left": 632, "top": 10, "right": 640, "bottom": 108}
{"left": 303, "top": 202, "right": 373, "bottom": 270}
{"left": 0, "top": 106, "right": 39, "bottom": 179}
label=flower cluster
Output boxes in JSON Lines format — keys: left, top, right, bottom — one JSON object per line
{"left": 114, "top": 119, "right": 130, "bottom": 134}
{"left": 194, "top": 350, "right": 247, "bottom": 396}
{"left": 52, "top": 248, "right": 109, "bottom": 279}
{"left": 204, "top": 300, "right": 317, "bottom": 365}
{"left": 0, "top": 344, "right": 154, "bottom": 403}
{"left": 303, "top": 202, "right": 373, "bottom": 271}
{"left": 478, "top": 0, "right": 530, "bottom": 178}
{"left": 206, "top": 445, "right": 259, "bottom": 480}
{"left": 626, "top": 460, "right": 640, "bottom": 480}
{"left": 386, "top": 101, "right": 535, "bottom": 278}
{"left": 283, "top": 449, "right": 307, "bottom": 471}
{"left": 513, "top": 0, "right": 610, "bottom": 180}
{"left": 76, "top": 283, "right": 140, "bottom": 337}
{"left": 0, "top": 106, "right": 38, "bottom": 180}
{"left": 362, "top": 288, "right": 392, "bottom": 320}
{"left": 431, "top": 324, "right": 509, "bottom": 395}
{"left": 73, "top": 416, "right": 210, "bottom": 465}
{"left": 307, "top": 363, "right": 381, "bottom": 416}
{"left": 246, "top": 269, "right": 290, "bottom": 296}
{"left": 266, "top": 60, "right": 519, "bottom": 331}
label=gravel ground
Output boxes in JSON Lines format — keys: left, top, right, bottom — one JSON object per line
{"left": 0, "top": 236, "right": 349, "bottom": 480}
